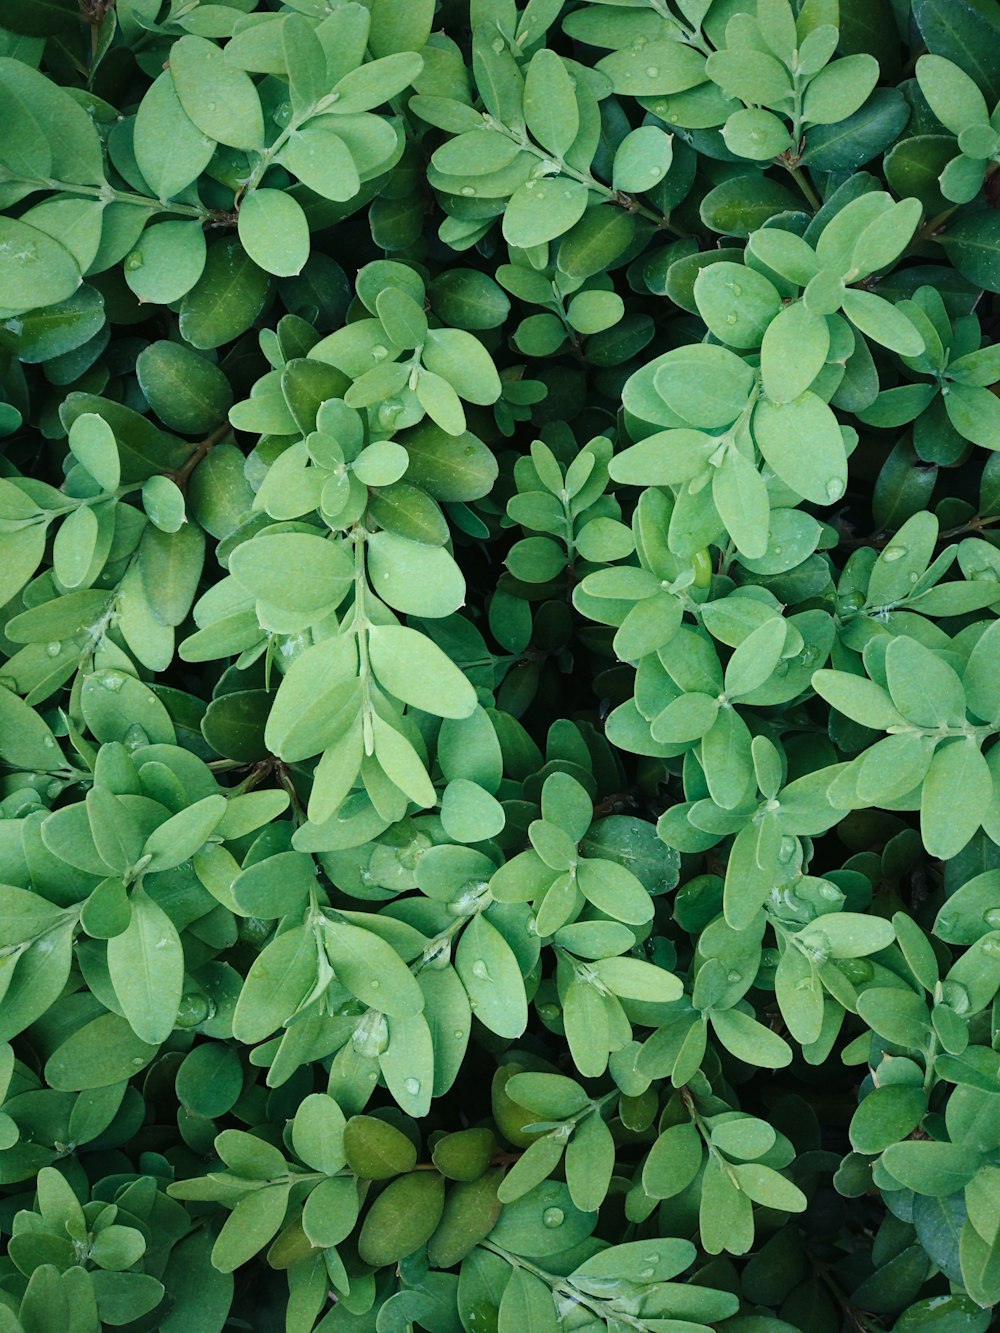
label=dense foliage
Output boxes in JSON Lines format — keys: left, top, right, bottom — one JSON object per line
{"left": 2, "top": 0, "right": 1000, "bottom": 1329}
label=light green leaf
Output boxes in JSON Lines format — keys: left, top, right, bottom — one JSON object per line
{"left": 502, "top": 179, "right": 590, "bottom": 249}
{"left": 237, "top": 190, "right": 309, "bottom": 278}
{"left": 169, "top": 34, "right": 264, "bottom": 151}
{"left": 107, "top": 888, "right": 184, "bottom": 1044}
{"left": 367, "top": 624, "right": 476, "bottom": 719}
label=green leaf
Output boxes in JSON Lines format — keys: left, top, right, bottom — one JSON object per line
{"left": 753, "top": 391, "right": 847, "bottom": 505}
{"left": 237, "top": 190, "right": 309, "bottom": 278}
{"left": 142, "top": 793, "right": 227, "bottom": 872}
{"left": 941, "top": 211, "right": 1000, "bottom": 293}
{"left": 612, "top": 125, "right": 674, "bottom": 192}
{"left": 642, "top": 1121, "right": 704, "bottom": 1199}
{"left": 230, "top": 532, "right": 353, "bottom": 614}
{"left": 170, "top": 34, "right": 265, "bottom": 151}
{"left": 45, "top": 1012, "right": 159, "bottom": 1090}
{"left": 135, "top": 341, "right": 233, "bottom": 436}
{"left": 124, "top": 219, "right": 207, "bottom": 306}
{"left": 231, "top": 924, "right": 317, "bottom": 1043}
{"left": 455, "top": 914, "right": 527, "bottom": 1039}
{"left": 731, "top": 1163, "right": 807, "bottom": 1212}
{"left": 713, "top": 448, "right": 770, "bottom": 560}
{"left": 323, "top": 920, "right": 423, "bottom": 1017}
{"left": 366, "top": 531, "right": 465, "bottom": 617}
{"left": 723, "top": 107, "right": 793, "bottom": 160}
{"left": 344, "top": 1114, "right": 418, "bottom": 1179}
{"left": 212, "top": 1185, "right": 290, "bottom": 1273}
{"left": 884, "top": 636, "right": 967, "bottom": 727}
{"left": 367, "top": 625, "right": 476, "bottom": 720}
{"left": 523, "top": 49, "right": 579, "bottom": 157}
{"left": 944, "top": 382, "right": 1000, "bottom": 447}
{"left": 0, "top": 218, "right": 80, "bottom": 313}
{"left": 422, "top": 328, "right": 502, "bottom": 405}
{"left": 133, "top": 72, "right": 216, "bottom": 200}
{"left": 699, "top": 175, "right": 801, "bottom": 237}
{"left": 694, "top": 262, "right": 781, "bottom": 348}
{"left": 711, "top": 1007, "right": 793, "bottom": 1068}
{"left": 107, "top": 888, "right": 184, "bottom": 1044}
{"left": 802, "top": 54, "right": 879, "bottom": 124}
{"left": 706, "top": 49, "right": 792, "bottom": 105}
{"left": 881, "top": 1139, "right": 981, "bottom": 1196}
{"left": 912, "top": 0, "right": 1000, "bottom": 106}
{"left": 358, "top": 1171, "right": 444, "bottom": 1267}
{"left": 68, "top": 413, "right": 120, "bottom": 492}
{"left": 850, "top": 1085, "right": 927, "bottom": 1153}
{"left": 841, "top": 289, "right": 925, "bottom": 356}
{"left": 921, "top": 737, "right": 992, "bottom": 859}
{"left": 279, "top": 124, "right": 361, "bottom": 201}
{"left": 572, "top": 855, "right": 654, "bottom": 928}
{"left": 655, "top": 345, "right": 755, "bottom": 428}
{"left": 916, "top": 54, "right": 991, "bottom": 135}
{"left": 498, "top": 1266, "right": 560, "bottom": 1333}
{"left": 502, "top": 179, "right": 590, "bottom": 249}
{"left": 179, "top": 237, "right": 272, "bottom": 348}
{"left": 761, "top": 302, "right": 831, "bottom": 403}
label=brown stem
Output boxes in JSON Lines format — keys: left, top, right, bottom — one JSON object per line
{"left": 171, "top": 422, "right": 232, "bottom": 489}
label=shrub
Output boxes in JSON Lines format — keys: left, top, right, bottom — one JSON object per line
{"left": 0, "top": 0, "right": 999, "bottom": 1329}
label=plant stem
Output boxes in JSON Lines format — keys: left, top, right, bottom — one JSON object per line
{"left": 171, "top": 422, "right": 232, "bottom": 488}
{"left": 786, "top": 164, "right": 821, "bottom": 211}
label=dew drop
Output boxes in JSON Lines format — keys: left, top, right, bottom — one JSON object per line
{"left": 645, "top": 66, "right": 659, "bottom": 78}
{"left": 542, "top": 1207, "right": 564, "bottom": 1228}
{"left": 124, "top": 251, "right": 143, "bottom": 271}
{"left": 638, "top": 1267, "right": 656, "bottom": 1280}
{"left": 403, "top": 1077, "right": 420, "bottom": 1096}
{"left": 371, "top": 344, "right": 388, "bottom": 362}
{"left": 131, "top": 1057, "right": 145, "bottom": 1067}
{"left": 726, "top": 969, "right": 742, "bottom": 983}
{"left": 46, "top": 782, "right": 61, "bottom": 800}
{"left": 102, "top": 674, "right": 123, "bottom": 692}
{"left": 984, "top": 908, "right": 1000, "bottom": 929}
{"left": 368, "top": 978, "right": 380, "bottom": 990}
{"left": 452, "top": 1028, "right": 465, "bottom": 1040}
{"left": 983, "top": 937, "right": 1000, "bottom": 958}
{"left": 491, "top": 37, "right": 504, "bottom": 53}
{"left": 882, "top": 544, "right": 907, "bottom": 563}
{"left": 471, "top": 959, "right": 490, "bottom": 979}
{"left": 176, "top": 992, "right": 212, "bottom": 1028}
{"left": 460, "top": 185, "right": 476, "bottom": 196}
{"left": 825, "top": 478, "right": 844, "bottom": 502}
{"left": 726, "top": 312, "right": 738, "bottom": 325}
{"left": 46, "top": 641, "right": 61, "bottom": 657}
